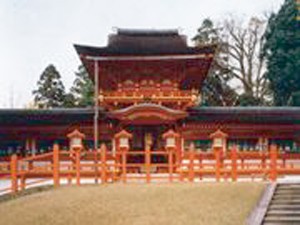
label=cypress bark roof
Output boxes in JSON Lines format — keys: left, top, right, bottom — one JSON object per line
{"left": 0, "top": 108, "right": 105, "bottom": 126}
{"left": 74, "top": 29, "right": 216, "bottom": 56}
{"left": 187, "top": 107, "right": 300, "bottom": 124}
{"left": 0, "top": 107, "right": 300, "bottom": 126}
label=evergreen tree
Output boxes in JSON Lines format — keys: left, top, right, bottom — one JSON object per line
{"left": 33, "top": 64, "right": 66, "bottom": 108}
{"left": 70, "top": 65, "right": 94, "bottom": 107}
{"left": 263, "top": 0, "right": 300, "bottom": 105}
{"left": 63, "top": 93, "right": 76, "bottom": 108}
{"left": 192, "top": 18, "right": 220, "bottom": 45}
{"left": 193, "top": 18, "right": 238, "bottom": 106}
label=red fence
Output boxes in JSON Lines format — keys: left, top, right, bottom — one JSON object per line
{"left": 1, "top": 144, "right": 300, "bottom": 195}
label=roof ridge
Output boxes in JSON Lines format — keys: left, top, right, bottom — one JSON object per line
{"left": 116, "top": 28, "right": 179, "bottom": 36}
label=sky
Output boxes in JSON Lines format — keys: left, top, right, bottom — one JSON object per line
{"left": 0, "top": 0, "right": 284, "bottom": 108}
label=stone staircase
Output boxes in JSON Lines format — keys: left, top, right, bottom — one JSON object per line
{"left": 263, "top": 183, "right": 300, "bottom": 225}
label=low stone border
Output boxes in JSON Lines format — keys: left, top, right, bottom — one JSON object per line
{"left": 246, "top": 182, "right": 277, "bottom": 225}
{"left": 0, "top": 185, "right": 53, "bottom": 203}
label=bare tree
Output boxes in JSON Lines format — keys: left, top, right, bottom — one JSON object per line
{"left": 222, "top": 17, "right": 270, "bottom": 105}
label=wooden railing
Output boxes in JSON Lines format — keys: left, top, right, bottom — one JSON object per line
{"left": 2, "top": 144, "right": 300, "bottom": 195}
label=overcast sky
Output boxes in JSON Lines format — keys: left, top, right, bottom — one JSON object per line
{"left": 0, "top": 0, "right": 284, "bottom": 108}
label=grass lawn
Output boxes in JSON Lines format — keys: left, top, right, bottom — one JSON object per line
{"left": 0, "top": 183, "right": 265, "bottom": 225}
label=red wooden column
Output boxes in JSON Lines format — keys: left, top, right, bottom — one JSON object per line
{"left": 53, "top": 143, "right": 60, "bottom": 188}
{"left": 231, "top": 145, "right": 238, "bottom": 182}
{"left": 163, "top": 129, "right": 180, "bottom": 183}
{"left": 199, "top": 151, "right": 203, "bottom": 180}
{"left": 20, "top": 175, "right": 26, "bottom": 191}
{"left": 10, "top": 154, "right": 18, "bottom": 194}
{"left": 188, "top": 143, "right": 195, "bottom": 182}
{"left": 75, "top": 150, "right": 81, "bottom": 186}
{"left": 168, "top": 149, "right": 174, "bottom": 182}
{"left": 214, "top": 148, "right": 222, "bottom": 182}
{"left": 121, "top": 149, "right": 127, "bottom": 183}
{"left": 269, "top": 144, "right": 278, "bottom": 182}
{"left": 261, "top": 152, "right": 267, "bottom": 170}
{"left": 100, "top": 143, "right": 107, "bottom": 184}
{"left": 145, "top": 147, "right": 151, "bottom": 183}
{"left": 114, "top": 130, "right": 132, "bottom": 184}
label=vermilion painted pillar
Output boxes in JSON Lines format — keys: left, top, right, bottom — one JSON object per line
{"left": 53, "top": 144, "right": 60, "bottom": 188}
{"left": 10, "top": 154, "right": 18, "bottom": 194}
{"left": 261, "top": 152, "right": 266, "bottom": 169}
{"left": 269, "top": 144, "right": 278, "bottom": 182}
{"left": 188, "top": 145, "right": 195, "bottom": 182}
{"left": 75, "top": 150, "right": 81, "bottom": 186}
{"left": 100, "top": 143, "right": 107, "bottom": 184}
{"left": 167, "top": 147, "right": 175, "bottom": 183}
{"left": 20, "top": 175, "right": 26, "bottom": 191}
{"left": 145, "top": 147, "right": 151, "bottom": 183}
{"left": 231, "top": 145, "right": 238, "bottom": 182}
{"left": 121, "top": 149, "right": 127, "bottom": 183}
{"left": 214, "top": 147, "right": 222, "bottom": 182}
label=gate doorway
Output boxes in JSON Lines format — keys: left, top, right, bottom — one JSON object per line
{"left": 126, "top": 125, "right": 169, "bottom": 165}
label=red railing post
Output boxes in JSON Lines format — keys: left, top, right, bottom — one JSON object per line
{"left": 20, "top": 175, "right": 26, "bottom": 191}
{"left": 145, "top": 148, "right": 151, "bottom": 183}
{"left": 10, "top": 154, "right": 18, "bottom": 194}
{"left": 122, "top": 150, "right": 127, "bottom": 183}
{"left": 28, "top": 161, "right": 33, "bottom": 171}
{"left": 75, "top": 150, "right": 81, "bottom": 186}
{"left": 231, "top": 145, "right": 238, "bottom": 182}
{"left": 101, "top": 143, "right": 107, "bottom": 184}
{"left": 282, "top": 153, "right": 286, "bottom": 169}
{"left": 53, "top": 143, "right": 60, "bottom": 188}
{"left": 168, "top": 148, "right": 174, "bottom": 183}
{"left": 199, "top": 152, "right": 203, "bottom": 180}
{"left": 269, "top": 144, "right": 278, "bottom": 182}
{"left": 188, "top": 144, "right": 195, "bottom": 182}
{"left": 214, "top": 147, "right": 222, "bottom": 182}
{"left": 261, "top": 152, "right": 266, "bottom": 169}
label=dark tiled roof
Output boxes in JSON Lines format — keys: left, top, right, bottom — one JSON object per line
{"left": 186, "top": 107, "right": 300, "bottom": 124}
{"left": 0, "top": 108, "right": 106, "bottom": 126}
{"left": 116, "top": 29, "right": 180, "bottom": 37}
{"left": 0, "top": 107, "right": 300, "bottom": 126}
{"left": 74, "top": 28, "right": 216, "bottom": 56}
{"left": 74, "top": 44, "right": 215, "bottom": 57}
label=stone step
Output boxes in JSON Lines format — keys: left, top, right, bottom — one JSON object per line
{"left": 276, "top": 189, "right": 300, "bottom": 193}
{"left": 277, "top": 186, "right": 300, "bottom": 190}
{"left": 271, "top": 199, "right": 300, "bottom": 204}
{"left": 273, "top": 193, "right": 300, "bottom": 198}
{"left": 271, "top": 202, "right": 300, "bottom": 206}
{"left": 272, "top": 196, "right": 300, "bottom": 200}
{"left": 269, "top": 204, "right": 300, "bottom": 210}
{"left": 261, "top": 184, "right": 300, "bottom": 225}
{"left": 264, "top": 216, "right": 300, "bottom": 222}
{"left": 274, "top": 191, "right": 300, "bottom": 195}
{"left": 267, "top": 210, "right": 300, "bottom": 216}
{"left": 264, "top": 222, "right": 300, "bottom": 225}
{"left": 278, "top": 184, "right": 300, "bottom": 187}
{"left": 276, "top": 188, "right": 300, "bottom": 192}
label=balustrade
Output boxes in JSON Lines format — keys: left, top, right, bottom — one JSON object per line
{"left": 2, "top": 144, "right": 300, "bottom": 195}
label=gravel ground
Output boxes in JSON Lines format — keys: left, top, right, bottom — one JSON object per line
{"left": 0, "top": 183, "right": 265, "bottom": 225}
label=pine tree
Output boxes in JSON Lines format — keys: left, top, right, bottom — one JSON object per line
{"left": 33, "top": 64, "right": 66, "bottom": 108}
{"left": 193, "top": 18, "right": 238, "bottom": 106}
{"left": 70, "top": 65, "right": 94, "bottom": 107}
{"left": 263, "top": 0, "right": 300, "bottom": 105}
